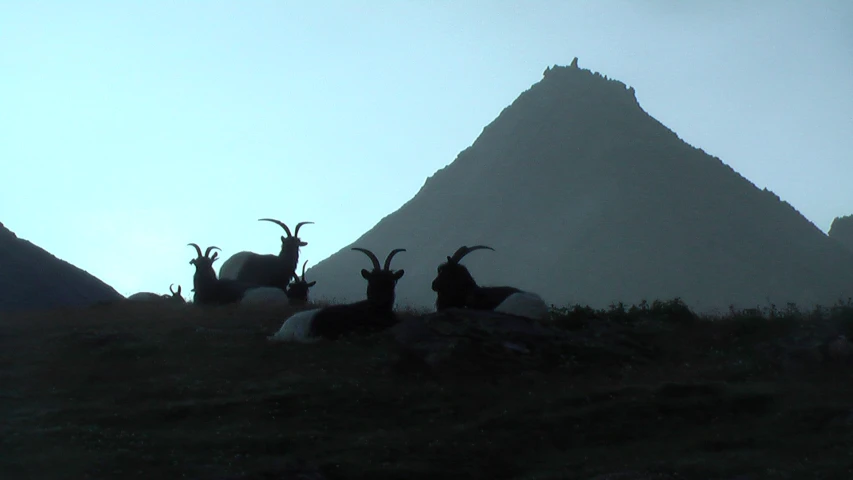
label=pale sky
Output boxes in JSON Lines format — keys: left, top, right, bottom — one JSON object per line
{"left": 2, "top": 1, "right": 851, "bottom": 298}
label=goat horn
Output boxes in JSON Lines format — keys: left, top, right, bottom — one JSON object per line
{"left": 204, "top": 246, "right": 221, "bottom": 257}
{"left": 170, "top": 284, "right": 177, "bottom": 295}
{"left": 383, "top": 248, "right": 407, "bottom": 270}
{"left": 301, "top": 260, "right": 309, "bottom": 279}
{"left": 450, "top": 245, "right": 494, "bottom": 263}
{"left": 187, "top": 243, "right": 203, "bottom": 257}
{"left": 294, "top": 221, "right": 314, "bottom": 237}
{"left": 351, "top": 248, "right": 381, "bottom": 271}
{"left": 258, "top": 218, "right": 293, "bottom": 237}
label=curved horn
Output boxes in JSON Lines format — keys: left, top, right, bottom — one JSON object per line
{"left": 294, "top": 221, "right": 314, "bottom": 237}
{"left": 204, "top": 246, "right": 221, "bottom": 257}
{"left": 170, "top": 284, "right": 177, "bottom": 295}
{"left": 187, "top": 243, "right": 203, "bottom": 257}
{"left": 450, "top": 245, "right": 494, "bottom": 263}
{"left": 351, "top": 248, "right": 381, "bottom": 271}
{"left": 383, "top": 248, "right": 407, "bottom": 270}
{"left": 301, "top": 260, "right": 309, "bottom": 280}
{"left": 258, "top": 218, "right": 293, "bottom": 237}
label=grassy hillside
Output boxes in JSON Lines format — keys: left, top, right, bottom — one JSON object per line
{"left": 2, "top": 300, "right": 853, "bottom": 479}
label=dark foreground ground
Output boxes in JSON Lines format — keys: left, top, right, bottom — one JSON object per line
{"left": 1, "top": 300, "right": 853, "bottom": 479}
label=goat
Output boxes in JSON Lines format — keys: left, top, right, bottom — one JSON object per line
{"left": 431, "top": 245, "right": 549, "bottom": 320}
{"left": 187, "top": 243, "right": 254, "bottom": 306}
{"left": 269, "top": 247, "right": 406, "bottom": 343}
{"left": 127, "top": 284, "right": 186, "bottom": 303}
{"left": 285, "top": 260, "right": 316, "bottom": 305}
{"left": 241, "top": 286, "right": 291, "bottom": 306}
{"left": 218, "top": 219, "right": 313, "bottom": 290}
{"left": 166, "top": 284, "right": 185, "bottom": 302}
{"left": 242, "top": 260, "right": 317, "bottom": 307}
{"left": 126, "top": 292, "right": 166, "bottom": 302}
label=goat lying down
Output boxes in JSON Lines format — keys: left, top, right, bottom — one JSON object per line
{"left": 127, "top": 284, "right": 185, "bottom": 303}
{"left": 432, "top": 245, "right": 549, "bottom": 320}
{"left": 269, "top": 247, "right": 406, "bottom": 343}
{"left": 240, "top": 286, "right": 290, "bottom": 305}
{"left": 240, "top": 260, "right": 317, "bottom": 306}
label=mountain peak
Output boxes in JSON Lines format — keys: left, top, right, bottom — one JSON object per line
{"left": 306, "top": 64, "right": 853, "bottom": 312}
{"left": 541, "top": 59, "right": 639, "bottom": 106}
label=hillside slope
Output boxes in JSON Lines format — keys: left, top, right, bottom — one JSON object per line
{"left": 0, "top": 222, "right": 123, "bottom": 312}
{"left": 307, "top": 61, "right": 853, "bottom": 312}
{"left": 3, "top": 302, "right": 853, "bottom": 478}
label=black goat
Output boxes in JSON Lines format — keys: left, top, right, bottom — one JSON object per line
{"left": 187, "top": 243, "right": 253, "bottom": 305}
{"left": 285, "top": 260, "right": 317, "bottom": 306}
{"left": 432, "top": 245, "right": 548, "bottom": 319}
{"left": 218, "top": 218, "right": 313, "bottom": 290}
{"left": 269, "top": 247, "right": 406, "bottom": 342}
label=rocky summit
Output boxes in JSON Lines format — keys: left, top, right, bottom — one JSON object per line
{"left": 0, "top": 221, "right": 123, "bottom": 313}
{"left": 306, "top": 60, "right": 853, "bottom": 313}
{"left": 829, "top": 214, "right": 853, "bottom": 253}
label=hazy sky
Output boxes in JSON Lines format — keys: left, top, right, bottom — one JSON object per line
{"left": 2, "top": 1, "right": 851, "bottom": 297}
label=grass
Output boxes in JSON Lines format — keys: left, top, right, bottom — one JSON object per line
{"left": 1, "top": 298, "right": 853, "bottom": 479}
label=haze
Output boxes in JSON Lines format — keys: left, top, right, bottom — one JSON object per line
{"left": 1, "top": 1, "right": 851, "bottom": 298}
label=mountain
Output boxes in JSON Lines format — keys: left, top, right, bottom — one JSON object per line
{"left": 829, "top": 215, "right": 853, "bottom": 253}
{"left": 306, "top": 60, "right": 853, "bottom": 313}
{"left": 0, "top": 221, "right": 123, "bottom": 312}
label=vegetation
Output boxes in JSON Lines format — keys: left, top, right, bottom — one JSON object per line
{"left": 2, "top": 298, "right": 852, "bottom": 479}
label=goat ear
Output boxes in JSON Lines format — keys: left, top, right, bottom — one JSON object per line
{"left": 307, "top": 281, "right": 316, "bottom": 287}
{"left": 393, "top": 270, "right": 405, "bottom": 280}
{"left": 299, "top": 241, "right": 308, "bottom": 247}
{"left": 361, "top": 269, "right": 371, "bottom": 279}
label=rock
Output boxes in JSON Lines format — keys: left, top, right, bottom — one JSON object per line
{"left": 829, "top": 215, "right": 853, "bottom": 253}
{"left": 755, "top": 329, "right": 853, "bottom": 370}
{"left": 389, "top": 308, "right": 653, "bottom": 373}
{"left": 586, "top": 472, "right": 676, "bottom": 480}
{"left": 826, "top": 335, "right": 851, "bottom": 360}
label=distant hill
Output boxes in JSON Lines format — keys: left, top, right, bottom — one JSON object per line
{"left": 829, "top": 215, "right": 853, "bottom": 253}
{"left": 0, "top": 222, "right": 123, "bottom": 312}
{"left": 306, "top": 60, "right": 853, "bottom": 313}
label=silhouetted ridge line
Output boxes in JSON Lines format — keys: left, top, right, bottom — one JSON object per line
{"left": 0, "top": 222, "right": 123, "bottom": 313}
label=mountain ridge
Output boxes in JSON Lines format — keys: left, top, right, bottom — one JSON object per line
{"left": 0, "top": 221, "right": 123, "bottom": 312}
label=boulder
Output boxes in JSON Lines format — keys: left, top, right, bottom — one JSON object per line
{"left": 389, "top": 308, "right": 655, "bottom": 374}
